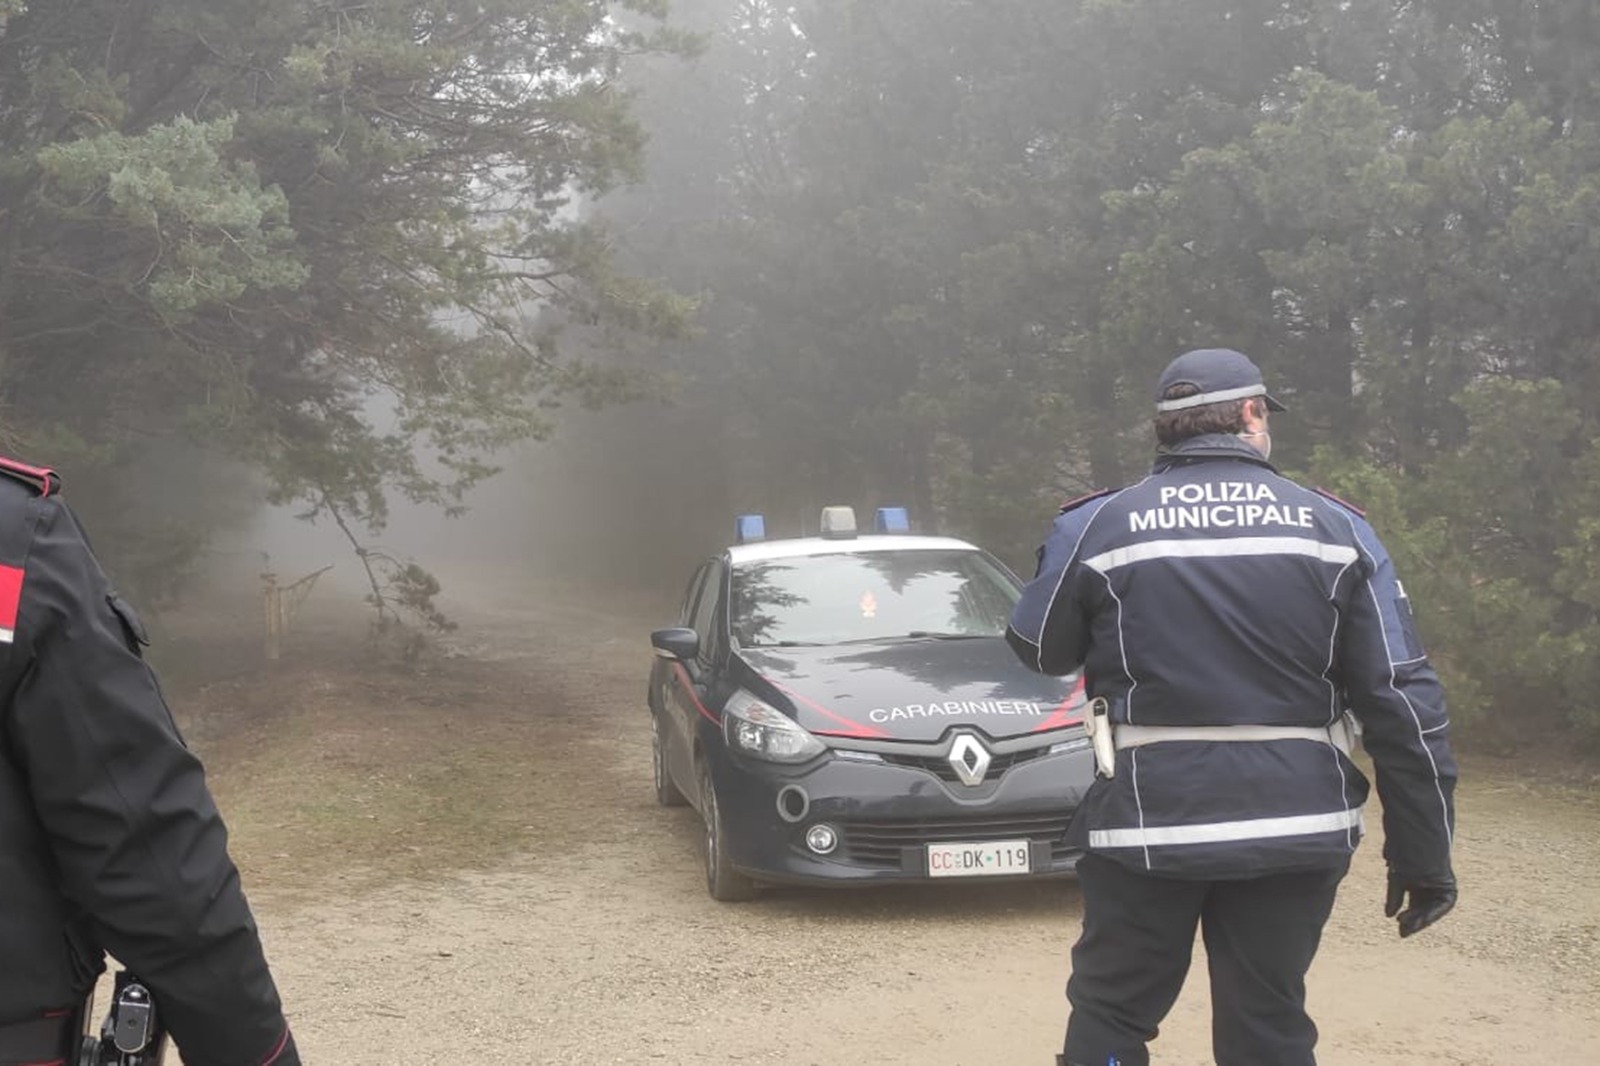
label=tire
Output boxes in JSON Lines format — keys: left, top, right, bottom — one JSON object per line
{"left": 651, "top": 710, "right": 688, "bottom": 808}
{"left": 698, "top": 761, "right": 760, "bottom": 902}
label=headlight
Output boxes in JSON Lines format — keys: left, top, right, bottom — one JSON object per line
{"left": 723, "top": 690, "right": 825, "bottom": 763}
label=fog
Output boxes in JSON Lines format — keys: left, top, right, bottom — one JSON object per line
{"left": 6, "top": 0, "right": 1600, "bottom": 741}
{"left": 193, "top": 403, "right": 724, "bottom": 614}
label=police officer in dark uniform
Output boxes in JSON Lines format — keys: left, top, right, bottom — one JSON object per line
{"left": 1007, "top": 349, "right": 1458, "bottom": 1066}
{"left": 0, "top": 457, "right": 298, "bottom": 1065}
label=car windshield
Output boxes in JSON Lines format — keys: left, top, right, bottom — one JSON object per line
{"left": 730, "top": 549, "right": 1021, "bottom": 647}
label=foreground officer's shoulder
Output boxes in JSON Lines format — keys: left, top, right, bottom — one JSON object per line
{"left": 0, "top": 456, "right": 62, "bottom": 499}
{"left": 1311, "top": 486, "right": 1366, "bottom": 518}
{"left": 1058, "top": 487, "right": 1116, "bottom": 515}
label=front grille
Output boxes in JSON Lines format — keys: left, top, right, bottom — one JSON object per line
{"left": 838, "top": 811, "right": 1075, "bottom": 869}
{"left": 878, "top": 746, "right": 1051, "bottom": 784}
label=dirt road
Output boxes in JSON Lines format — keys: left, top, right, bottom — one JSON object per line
{"left": 178, "top": 565, "right": 1599, "bottom": 1065}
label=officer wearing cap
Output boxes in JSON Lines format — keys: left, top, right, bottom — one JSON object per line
{"left": 0, "top": 458, "right": 298, "bottom": 1065}
{"left": 1007, "top": 349, "right": 1458, "bottom": 1066}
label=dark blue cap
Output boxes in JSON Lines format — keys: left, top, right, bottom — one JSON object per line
{"left": 1154, "top": 348, "right": 1286, "bottom": 413}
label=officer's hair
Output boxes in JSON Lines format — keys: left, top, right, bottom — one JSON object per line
{"left": 1154, "top": 383, "right": 1262, "bottom": 446}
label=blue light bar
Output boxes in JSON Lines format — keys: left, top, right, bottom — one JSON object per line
{"left": 735, "top": 514, "right": 766, "bottom": 544}
{"left": 874, "top": 507, "right": 910, "bottom": 534}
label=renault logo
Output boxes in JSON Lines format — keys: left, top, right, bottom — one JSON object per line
{"left": 947, "top": 734, "right": 992, "bottom": 786}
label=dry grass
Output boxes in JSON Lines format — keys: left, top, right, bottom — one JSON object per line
{"left": 182, "top": 657, "right": 566, "bottom": 904}
{"left": 150, "top": 585, "right": 584, "bottom": 906}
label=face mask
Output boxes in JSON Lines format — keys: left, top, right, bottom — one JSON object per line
{"left": 1240, "top": 428, "right": 1272, "bottom": 461}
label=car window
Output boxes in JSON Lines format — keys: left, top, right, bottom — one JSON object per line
{"left": 729, "top": 549, "right": 1020, "bottom": 647}
{"left": 691, "top": 559, "right": 726, "bottom": 662}
{"left": 680, "top": 562, "right": 710, "bottom": 625}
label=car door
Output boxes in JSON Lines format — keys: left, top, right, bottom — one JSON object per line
{"left": 662, "top": 560, "right": 714, "bottom": 795}
{"left": 668, "top": 558, "right": 729, "bottom": 790}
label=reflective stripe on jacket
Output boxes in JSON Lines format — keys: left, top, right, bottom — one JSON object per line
{"left": 1007, "top": 435, "right": 1456, "bottom": 880}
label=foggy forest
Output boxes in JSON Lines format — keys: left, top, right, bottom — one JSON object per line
{"left": 4, "top": 2, "right": 1600, "bottom": 1064}
{"left": 5, "top": 0, "right": 1597, "bottom": 744}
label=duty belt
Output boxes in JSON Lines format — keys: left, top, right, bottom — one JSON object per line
{"left": 0, "top": 1011, "right": 74, "bottom": 1065}
{"left": 1083, "top": 698, "right": 1356, "bottom": 778}
{"left": 1115, "top": 719, "right": 1355, "bottom": 756}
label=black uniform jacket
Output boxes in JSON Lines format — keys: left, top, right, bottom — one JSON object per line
{"left": 1007, "top": 435, "right": 1457, "bottom": 881}
{"left": 0, "top": 463, "right": 296, "bottom": 1064}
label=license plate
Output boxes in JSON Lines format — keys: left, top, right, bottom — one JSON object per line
{"left": 926, "top": 839, "right": 1032, "bottom": 878}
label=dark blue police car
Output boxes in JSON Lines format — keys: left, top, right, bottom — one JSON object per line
{"left": 647, "top": 506, "right": 1094, "bottom": 900}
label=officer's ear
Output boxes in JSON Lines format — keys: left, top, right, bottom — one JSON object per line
{"left": 1242, "top": 397, "right": 1268, "bottom": 430}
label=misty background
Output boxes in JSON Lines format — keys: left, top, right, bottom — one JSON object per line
{"left": 3, "top": 0, "right": 1599, "bottom": 751}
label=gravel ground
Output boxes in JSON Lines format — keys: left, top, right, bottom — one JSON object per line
{"left": 173, "top": 565, "right": 1599, "bottom": 1065}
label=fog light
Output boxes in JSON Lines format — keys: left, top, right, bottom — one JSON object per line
{"left": 805, "top": 823, "right": 839, "bottom": 855}
{"left": 776, "top": 785, "right": 810, "bottom": 823}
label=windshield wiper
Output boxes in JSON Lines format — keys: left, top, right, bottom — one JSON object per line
{"left": 830, "top": 632, "right": 996, "bottom": 645}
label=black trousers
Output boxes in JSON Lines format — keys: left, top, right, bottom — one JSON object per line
{"left": 1063, "top": 853, "right": 1348, "bottom": 1066}
{"left": 0, "top": 1008, "right": 76, "bottom": 1066}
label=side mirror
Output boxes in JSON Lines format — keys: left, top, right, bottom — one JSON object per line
{"left": 651, "top": 627, "right": 700, "bottom": 661}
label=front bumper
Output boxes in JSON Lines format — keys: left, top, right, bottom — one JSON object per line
{"left": 703, "top": 734, "right": 1096, "bottom": 886}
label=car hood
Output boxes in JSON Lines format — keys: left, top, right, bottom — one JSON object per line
{"left": 736, "top": 638, "right": 1084, "bottom": 743}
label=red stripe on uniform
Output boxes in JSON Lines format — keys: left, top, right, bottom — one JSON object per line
{"left": 0, "top": 564, "right": 23, "bottom": 635}
{"left": 259, "top": 1025, "right": 292, "bottom": 1065}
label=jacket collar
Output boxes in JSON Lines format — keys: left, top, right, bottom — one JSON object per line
{"left": 1151, "top": 433, "right": 1279, "bottom": 474}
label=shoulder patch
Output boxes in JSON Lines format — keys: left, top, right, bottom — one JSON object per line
{"left": 0, "top": 456, "right": 61, "bottom": 497}
{"left": 1313, "top": 486, "right": 1365, "bottom": 517}
{"left": 1059, "top": 487, "right": 1114, "bottom": 515}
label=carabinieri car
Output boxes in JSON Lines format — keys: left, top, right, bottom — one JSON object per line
{"left": 647, "top": 505, "right": 1094, "bottom": 900}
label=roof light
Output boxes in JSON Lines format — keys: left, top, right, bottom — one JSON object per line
{"left": 819, "top": 506, "right": 857, "bottom": 539}
{"left": 874, "top": 507, "right": 910, "bottom": 534}
{"left": 735, "top": 514, "right": 766, "bottom": 544}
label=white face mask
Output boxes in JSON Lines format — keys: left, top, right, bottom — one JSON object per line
{"left": 1240, "top": 427, "right": 1272, "bottom": 461}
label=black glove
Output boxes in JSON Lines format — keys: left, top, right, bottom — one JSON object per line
{"left": 1385, "top": 870, "right": 1457, "bottom": 938}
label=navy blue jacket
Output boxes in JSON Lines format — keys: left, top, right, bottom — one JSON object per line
{"left": 1007, "top": 435, "right": 1456, "bottom": 881}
